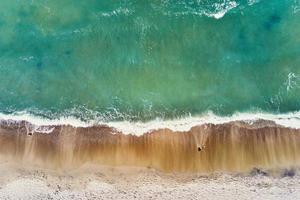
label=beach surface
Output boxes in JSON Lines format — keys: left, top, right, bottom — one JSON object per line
{"left": 0, "top": 163, "right": 299, "bottom": 200}
{"left": 0, "top": 117, "right": 299, "bottom": 199}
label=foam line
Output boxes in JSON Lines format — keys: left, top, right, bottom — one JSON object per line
{"left": 1, "top": 111, "right": 300, "bottom": 135}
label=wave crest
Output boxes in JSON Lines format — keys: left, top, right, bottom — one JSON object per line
{"left": 1, "top": 111, "right": 300, "bottom": 135}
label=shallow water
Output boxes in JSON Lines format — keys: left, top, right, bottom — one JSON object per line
{"left": 0, "top": 0, "right": 300, "bottom": 121}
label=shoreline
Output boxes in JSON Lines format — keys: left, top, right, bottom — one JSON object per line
{"left": 0, "top": 118, "right": 299, "bottom": 173}
{"left": 1, "top": 111, "right": 300, "bottom": 135}
{"left": 0, "top": 114, "right": 299, "bottom": 199}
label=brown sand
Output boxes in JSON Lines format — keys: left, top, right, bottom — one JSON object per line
{"left": 0, "top": 119, "right": 300, "bottom": 172}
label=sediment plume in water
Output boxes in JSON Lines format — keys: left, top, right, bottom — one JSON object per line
{"left": 0, "top": 119, "right": 299, "bottom": 173}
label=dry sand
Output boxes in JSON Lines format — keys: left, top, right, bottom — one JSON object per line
{"left": 0, "top": 162, "right": 299, "bottom": 200}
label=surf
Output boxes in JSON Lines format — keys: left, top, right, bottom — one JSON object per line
{"left": 0, "top": 111, "right": 300, "bottom": 173}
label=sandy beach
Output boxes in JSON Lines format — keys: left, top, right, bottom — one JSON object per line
{"left": 0, "top": 118, "right": 299, "bottom": 199}
{"left": 0, "top": 162, "right": 298, "bottom": 200}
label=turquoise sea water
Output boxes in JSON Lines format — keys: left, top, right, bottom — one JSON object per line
{"left": 0, "top": 0, "right": 300, "bottom": 121}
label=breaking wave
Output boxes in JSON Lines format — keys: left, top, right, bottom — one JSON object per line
{"left": 1, "top": 110, "right": 300, "bottom": 135}
{"left": 158, "top": 0, "right": 260, "bottom": 19}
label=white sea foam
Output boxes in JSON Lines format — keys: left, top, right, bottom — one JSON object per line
{"left": 96, "top": 7, "right": 132, "bottom": 18}
{"left": 247, "top": 0, "right": 260, "bottom": 6}
{"left": 1, "top": 111, "right": 300, "bottom": 135}
{"left": 205, "top": 1, "right": 238, "bottom": 19}
{"left": 0, "top": 112, "right": 90, "bottom": 128}
{"left": 107, "top": 111, "right": 300, "bottom": 135}
{"left": 294, "top": 0, "right": 300, "bottom": 13}
{"left": 163, "top": 1, "right": 239, "bottom": 19}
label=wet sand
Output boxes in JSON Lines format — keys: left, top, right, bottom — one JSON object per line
{"left": 0, "top": 119, "right": 300, "bottom": 172}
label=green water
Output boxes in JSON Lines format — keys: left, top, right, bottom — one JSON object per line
{"left": 0, "top": 0, "right": 300, "bottom": 121}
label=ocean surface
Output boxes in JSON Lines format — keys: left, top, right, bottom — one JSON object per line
{"left": 0, "top": 0, "right": 300, "bottom": 122}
